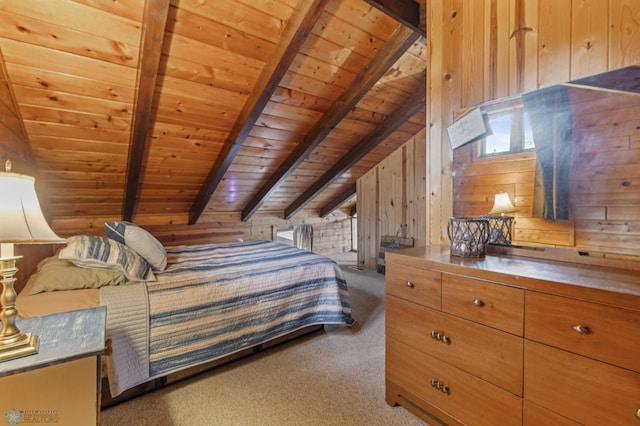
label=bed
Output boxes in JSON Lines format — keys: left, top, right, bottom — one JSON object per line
{"left": 16, "top": 224, "right": 353, "bottom": 404}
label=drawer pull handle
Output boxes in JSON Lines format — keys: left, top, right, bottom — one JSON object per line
{"left": 405, "top": 281, "right": 415, "bottom": 288}
{"left": 430, "top": 379, "right": 450, "bottom": 394}
{"left": 573, "top": 325, "right": 591, "bottom": 334}
{"left": 430, "top": 330, "right": 451, "bottom": 344}
{"left": 473, "top": 298, "right": 484, "bottom": 307}
{"left": 635, "top": 408, "right": 640, "bottom": 421}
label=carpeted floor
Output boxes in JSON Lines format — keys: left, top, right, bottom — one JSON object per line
{"left": 100, "top": 252, "right": 426, "bottom": 426}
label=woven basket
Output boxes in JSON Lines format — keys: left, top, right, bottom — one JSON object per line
{"left": 447, "top": 217, "right": 490, "bottom": 257}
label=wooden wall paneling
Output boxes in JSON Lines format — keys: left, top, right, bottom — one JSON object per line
{"left": 0, "top": 65, "right": 24, "bottom": 135}
{"left": 0, "top": 44, "right": 36, "bottom": 175}
{"left": 511, "top": 0, "right": 524, "bottom": 94}
{"left": 0, "top": 100, "right": 20, "bottom": 142}
{"left": 311, "top": 215, "right": 352, "bottom": 254}
{"left": 571, "top": 0, "right": 609, "bottom": 80}
{"left": 522, "top": 0, "right": 539, "bottom": 93}
{"left": 461, "top": 0, "right": 485, "bottom": 108}
{"left": 569, "top": 87, "right": 640, "bottom": 256}
{"left": 483, "top": 0, "right": 494, "bottom": 99}
{"left": 356, "top": 129, "right": 427, "bottom": 268}
{"left": 378, "top": 146, "right": 404, "bottom": 239}
{"left": 357, "top": 168, "right": 379, "bottom": 269}
{"left": 537, "top": 0, "right": 571, "bottom": 87}
{"left": 452, "top": 152, "right": 535, "bottom": 215}
{"left": 435, "top": 0, "right": 461, "bottom": 244}
{"left": 355, "top": 0, "right": 640, "bottom": 263}
{"left": 513, "top": 217, "right": 573, "bottom": 247}
{"left": 492, "top": 0, "right": 513, "bottom": 99}
{"left": 609, "top": 0, "right": 640, "bottom": 70}
{"left": 117, "top": 210, "right": 327, "bottom": 250}
{"left": 426, "top": 0, "right": 445, "bottom": 245}
{"left": 406, "top": 129, "right": 427, "bottom": 247}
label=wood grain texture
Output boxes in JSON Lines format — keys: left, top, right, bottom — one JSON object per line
{"left": 408, "top": 0, "right": 640, "bottom": 265}
{"left": 0, "top": 0, "right": 425, "bottom": 247}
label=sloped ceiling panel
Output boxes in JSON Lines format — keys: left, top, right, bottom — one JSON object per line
{"left": 0, "top": 0, "right": 426, "bottom": 226}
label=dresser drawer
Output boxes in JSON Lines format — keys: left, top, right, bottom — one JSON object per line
{"left": 387, "top": 296, "right": 523, "bottom": 395}
{"left": 442, "top": 274, "right": 524, "bottom": 336}
{"left": 525, "top": 291, "right": 640, "bottom": 373}
{"left": 387, "top": 337, "right": 522, "bottom": 426}
{"left": 523, "top": 400, "right": 581, "bottom": 426}
{"left": 386, "top": 261, "right": 441, "bottom": 309}
{"left": 524, "top": 340, "right": 640, "bottom": 426}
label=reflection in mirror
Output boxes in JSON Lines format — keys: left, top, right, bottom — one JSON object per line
{"left": 522, "top": 85, "right": 573, "bottom": 221}
{"left": 452, "top": 65, "right": 640, "bottom": 258}
{"left": 483, "top": 106, "right": 535, "bottom": 157}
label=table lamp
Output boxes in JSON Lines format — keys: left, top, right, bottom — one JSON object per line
{"left": 0, "top": 160, "right": 65, "bottom": 362}
{"left": 483, "top": 192, "right": 517, "bottom": 245}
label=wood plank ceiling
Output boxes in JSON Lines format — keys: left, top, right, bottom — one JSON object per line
{"left": 0, "top": 0, "right": 426, "bottom": 226}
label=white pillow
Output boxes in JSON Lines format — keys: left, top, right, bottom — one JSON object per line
{"left": 104, "top": 221, "right": 167, "bottom": 272}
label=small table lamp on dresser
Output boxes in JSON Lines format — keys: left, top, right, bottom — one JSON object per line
{"left": 0, "top": 160, "right": 66, "bottom": 362}
{"left": 483, "top": 191, "right": 517, "bottom": 245}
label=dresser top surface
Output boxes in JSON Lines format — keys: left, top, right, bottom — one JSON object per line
{"left": 388, "top": 245, "right": 640, "bottom": 309}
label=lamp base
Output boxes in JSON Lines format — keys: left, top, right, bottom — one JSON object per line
{"left": 0, "top": 331, "right": 39, "bottom": 362}
{"left": 0, "top": 254, "right": 39, "bottom": 362}
{"left": 482, "top": 215, "right": 514, "bottom": 246}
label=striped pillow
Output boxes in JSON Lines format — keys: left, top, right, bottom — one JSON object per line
{"left": 59, "top": 235, "right": 155, "bottom": 282}
{"left": 105, "top": 221, "right": 167, "bottom": 272}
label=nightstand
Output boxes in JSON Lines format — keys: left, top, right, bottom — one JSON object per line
{"left": 0, "top": 306, "right": 106, "bottom": 426}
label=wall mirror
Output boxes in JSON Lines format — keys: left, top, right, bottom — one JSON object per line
{"left": 453, "top": 65, "right": 640, "bottom": 259}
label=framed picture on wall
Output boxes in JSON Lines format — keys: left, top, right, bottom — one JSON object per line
{"left": 446, "top": 107, "right": 491, "bottom": 150}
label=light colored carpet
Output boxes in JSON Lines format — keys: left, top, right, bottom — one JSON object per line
{"left": 101, "top": 252, "right": 426, "bottom": 426}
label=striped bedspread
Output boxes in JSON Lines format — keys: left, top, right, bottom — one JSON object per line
{"left": 102, "top": 240, "right": 353, "bottom": 395}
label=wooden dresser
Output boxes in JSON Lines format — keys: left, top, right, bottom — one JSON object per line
{"left": 385, "top": 245, "right": 640, "bottom": 426}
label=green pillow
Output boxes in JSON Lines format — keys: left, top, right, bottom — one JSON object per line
{"left": 29, "top": 256, "right": 130, "bottom": 295}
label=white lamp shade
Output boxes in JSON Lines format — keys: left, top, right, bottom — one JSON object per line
{"left": 0, "top": 172, "right": 65, "bottom": 243}
{"left": 488, "top": 192, "right": 517, "bottom": 215}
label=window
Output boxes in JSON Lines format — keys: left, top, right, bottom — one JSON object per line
{"left": 482, "top": 107, "right": 535, "bottom": 156}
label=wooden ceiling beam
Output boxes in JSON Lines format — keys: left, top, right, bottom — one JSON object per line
{"left": 122, "top": 0, "right": 171, "bottom": 221}
{"left": 188, "top": 0, "right": 329, "bottom": 225}
{"left": 364, "top": 0, "right": 425, "bottom": 38}
{"left": 319, "top": 183, "right": 356, "bottom": 218}
{"left": 241, "top": 25, "right": 420, "bottom": 222}
{"left": 284, "top": 84, "right": 426, "bottom": 220}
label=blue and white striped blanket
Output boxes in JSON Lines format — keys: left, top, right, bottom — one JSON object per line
{"left": 102, "top": 240, "right": 353, "bottom": 396}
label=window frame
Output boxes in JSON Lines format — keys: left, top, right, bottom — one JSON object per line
{"left": 478, "top": 96, "right": 535, "bottom": 158}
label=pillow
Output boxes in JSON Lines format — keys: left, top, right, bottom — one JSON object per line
{"left": 104, "top": 221, "right": 167, "bottom": 272}
{"left": 58, "top": 235, "right": 155, "bottom": 282}
{"left": 28, "top": 256, "right": 130, "bottom": 295}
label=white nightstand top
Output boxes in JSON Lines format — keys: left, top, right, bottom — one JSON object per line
{"left": 0, "top": 306, "right": 106, "bottom": 377}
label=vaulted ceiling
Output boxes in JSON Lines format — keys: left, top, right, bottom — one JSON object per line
{"left": 0, "top": 0, "right": 426, "bottom": 226}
